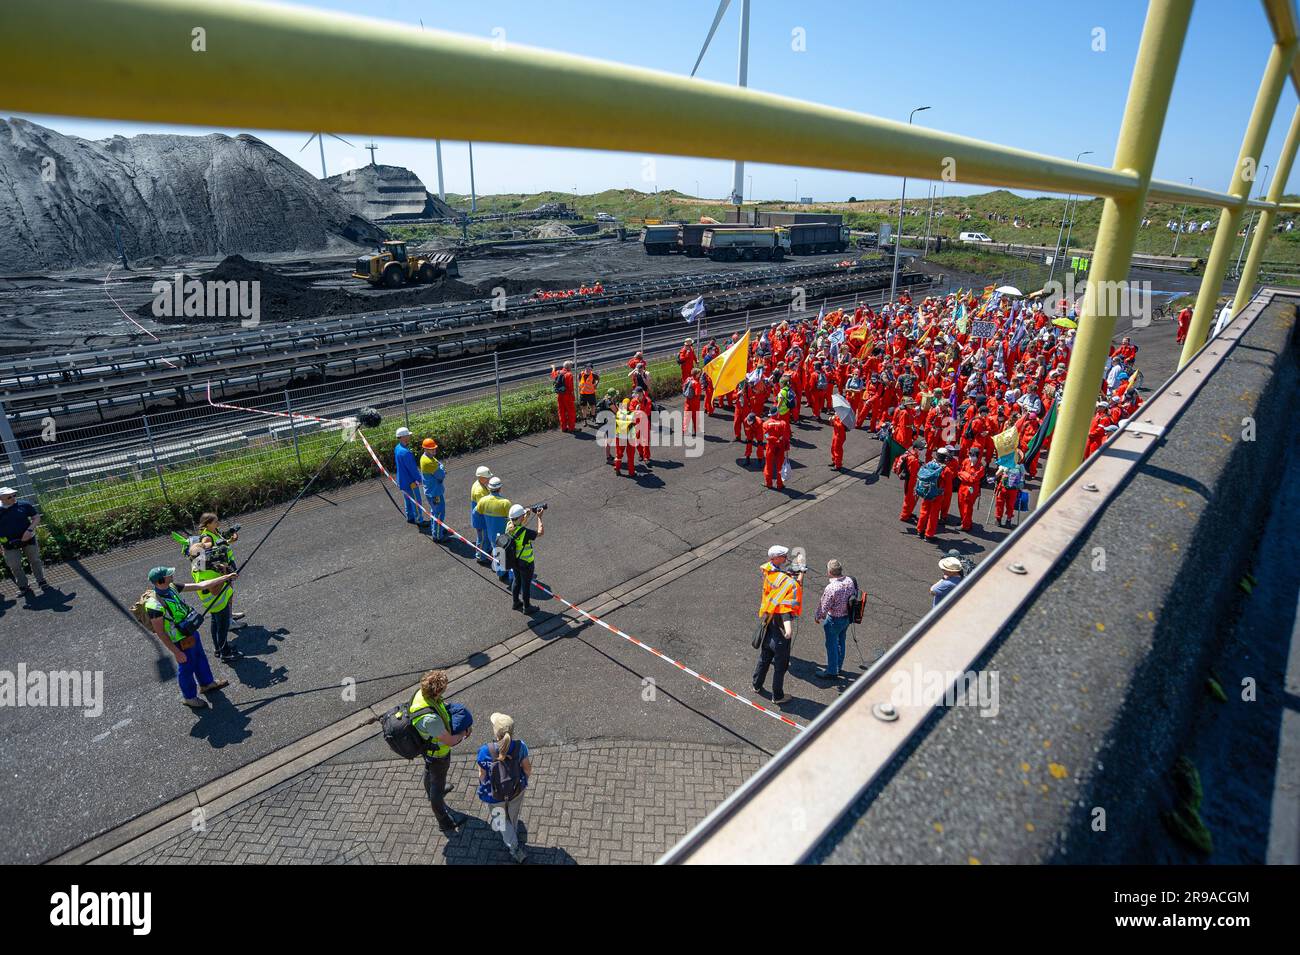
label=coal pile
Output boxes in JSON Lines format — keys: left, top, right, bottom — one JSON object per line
{"left": 0, "top": 118, "right": 387, "bottom": 271}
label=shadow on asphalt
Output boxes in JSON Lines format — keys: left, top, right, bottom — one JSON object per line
{"left": 440, "top": 817, "right": 576, "bottom": 865}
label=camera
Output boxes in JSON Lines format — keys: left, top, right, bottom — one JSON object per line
{"left": 226, "top": 523, "right": 242, "bottom": 536}
{"left": 531, "top": 503, "right": 548, "bottom": 514}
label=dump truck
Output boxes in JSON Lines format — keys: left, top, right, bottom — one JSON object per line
{"left": 701, "top": 227, "right": 784, "bottom": 262}
{"left": 783, "top": 222, "right": 850, "bottom": 254}
{"left": 641, "top": 224, "right": 681, "bottom": 255}
{"left": 677, "top": 222, "right": 751, "bottom": 257}
{"left": 352, "top": 241, "right": 458, "bottom": 288}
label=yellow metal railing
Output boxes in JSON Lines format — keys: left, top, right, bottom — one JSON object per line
{"left": 1, "top": 0, "right": 1296, "bottom": 499}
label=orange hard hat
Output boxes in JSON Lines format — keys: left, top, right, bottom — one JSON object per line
{"left": 422, "top": 438, "right": 438, "bottom": 450}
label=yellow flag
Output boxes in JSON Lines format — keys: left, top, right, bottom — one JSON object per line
{"left": 704, "top": 330, "right": 750, "bottom": 396}
{"left": 993, "top": 424, "right": 1019, "bottom": 460}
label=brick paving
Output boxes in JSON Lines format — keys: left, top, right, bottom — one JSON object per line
{"left": 129, "top": 740, "right": 767, "bottom": 865}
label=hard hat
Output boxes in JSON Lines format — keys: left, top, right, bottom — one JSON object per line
{"left": 508, "top": 504, "right": 526, "bottom": 520}
{"left": 395, "top": 427, "right": 412, "bottom": 438}
{"left": 422, "top": 438, "right": 438, "bottom": 450}
{"left": 767, "top": 545, "right": 789, "bottom": 559}
{"left": 488, "top": 476, "right": 503, "bottom": 490}
{"left": 475, "top": 466, "right": 492, "bottom": 478}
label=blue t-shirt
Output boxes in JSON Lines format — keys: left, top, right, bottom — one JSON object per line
{"left": 0, "top": 501, "right": 38, "bottom": 544}
{"left": 476, "top": 740, "right": 529, "bottom": 804}
{"left": 930, "top": 577, "right": 959, "bottom": 607}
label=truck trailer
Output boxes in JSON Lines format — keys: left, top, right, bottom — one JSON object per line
{"left": 783, "top": 222, "right": 850, "bottom": 254}
{"left": 641, "top": 224, "right": 681, "bottom": 255}
{"left": 701, "top": 228, "right": 785, "bottom": 262}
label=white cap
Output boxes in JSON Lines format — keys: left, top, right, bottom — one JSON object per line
{"left": 0, "top": 487, "right": 16, "bottom": 496}
{"left": 488, "top": 476, "right": 503, "bottom": 490}
{"left": 767, "top": 545, "right": 789, "bottom": 559}
{"left": 395, "top": 427, "right": 412, "bottom": 438}
{"left": 475, "top": 466, "right": 493, "bottom": 478}
{"left": 508, "top": 504, "right": 526, "bottom": 520}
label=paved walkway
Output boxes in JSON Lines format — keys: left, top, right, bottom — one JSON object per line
{"left": 128, "top": 741, "right": 766, "bottom": 865}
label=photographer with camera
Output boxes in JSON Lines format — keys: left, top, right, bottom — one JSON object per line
{"left": 504, "top": 503, "right": 545, "bottom": 614}
{"left": 144, "top": 566, "right": 234, "bottom": 709}
{"left": 751, "top": 545, "right": 804, "bottom": 706}
{"left": 187, "top": 512, "right": 246, "bottom": 664}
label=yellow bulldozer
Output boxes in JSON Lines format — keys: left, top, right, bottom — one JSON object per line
{"left": 352, "top": 240, "right": 458, "bottom": 288}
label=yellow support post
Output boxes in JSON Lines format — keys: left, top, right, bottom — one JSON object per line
{"left": 1039, "top": 0, "right": 1192, "bottom": 502}
{"left": 1233, "top": 105, "right": 1300, "bottom": 314}
{"left": 1179, "top": 40, "right": 1297, "bottom": 367}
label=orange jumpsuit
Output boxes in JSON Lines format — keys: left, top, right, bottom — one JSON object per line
{"left": 762, "top": 416, "right": 791, "bottom": 489}
{"left": 830, "top": 416, "right": 847, "bottom": 469}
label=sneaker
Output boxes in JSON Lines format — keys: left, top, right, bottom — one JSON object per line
{"left": 772, "top": 694, "right": 794, "bottom": 705}
{"left": 19, "top": 586, "right": 34, "bottom": 598}
{"left": 200, "top": 679, "right": 230, "bottom": 693}
{"left": 231, "top": 611, "right": 246, "bottom": 621}
{"left": 522, "top": 605, "right": 536, "bottom": 615}
{"left": 37, "top": 579, "right": 51, "bottom": 591}
{"left": 511, "top": 601, "right": 523, "bottom": 611}
{"left": 182, "top": 697, "right": 209, "bottom": 709}
{"left": 219, "top": 649, "right": 244, "bottom": 663}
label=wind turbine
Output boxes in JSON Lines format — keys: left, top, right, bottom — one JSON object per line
{"left": 300, "top": 131, "right": 355, "bottom": 178}
{"left": 691, "top": 0, "right": 750, "bottom": 207}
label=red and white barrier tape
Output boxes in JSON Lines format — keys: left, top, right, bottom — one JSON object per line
{"left": 205, "top": 384, "right": 804, "bottom": 732}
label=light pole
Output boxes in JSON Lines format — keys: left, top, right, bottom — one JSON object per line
{"left": 794, "top": 178, "right": 799, "bottom": 203}
{"left": 1234, "top": 163, "right": 1270, "bottom": 276}
{"left": 890, "top": 105, "right": 930, "bottom": 305}
{"left": 1172, "top": 177, "right": 1192, "bottom": 256}
{"left": 923, "top": 182, "right": 937, "bottom": 257}
{"left": 1047, "top": 150, "right": 1092, "bottom": 286}
{"left": 747, "top": 174, "right": 753, "bottom": 201}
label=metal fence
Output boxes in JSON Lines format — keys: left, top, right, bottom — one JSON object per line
{"left": 1, "top": 279, "right": 939, "bottom": 525}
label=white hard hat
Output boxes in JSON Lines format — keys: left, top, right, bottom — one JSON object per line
{"left": 395, "top": 427, "right": 412, "bottom": 438}
{"left": 508, "top": 504, "right": 526, "bottom": 520}
{"left": 475, "top": 466, "right": 493, "bottom": 478}
{"left": 488, "top": 476, "right": 503, "bottom": 490}
{"left": 768, "top": 545, "right": 789, "bottom": 559}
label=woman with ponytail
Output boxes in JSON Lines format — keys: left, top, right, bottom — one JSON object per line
{"left": 476, "top": 712, "right": 532, "bottom": 863}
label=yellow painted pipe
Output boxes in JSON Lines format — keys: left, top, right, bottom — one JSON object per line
{"left": 1039, "top": 0, "right": 1193, "bottom": 501}
{"left": 1179, "top": 39, "right": 1297, "bottom": 368}
{"left": 1233, "top": 105, "right": 1300, "bottom": 313}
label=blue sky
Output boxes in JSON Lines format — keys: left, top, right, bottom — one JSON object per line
{"left": 10, "top": 0, "right": 1300, "bottom": 203}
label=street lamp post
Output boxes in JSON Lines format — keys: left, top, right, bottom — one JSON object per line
{"left": 1047, "top": 150, "right": 1092, "bottom": 287}
{"left": 890, "top": 105, "right": 930, "bottom": 305}
{"left": 1234, "top": 163, "right": 1270, "bottom": 276}
{"left": 794, "top": 178, "right": 799, "bottom": 203}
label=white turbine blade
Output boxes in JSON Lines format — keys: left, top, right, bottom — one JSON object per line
{"left": 690, "top": 0, "right": 731, "bottom": 77}
{"left": 329, "top": 133, "right": 355, "bottom": 147}
{"left": 299, "top": 132, "right": 319, "bottom": 151}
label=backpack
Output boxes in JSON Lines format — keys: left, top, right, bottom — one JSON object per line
{"left": 683, "top": 379, "right": 696, "bottom": 400}
{"left": 380, "top": 701, "right": 437, "bottom": 759}
{"left": 487, "top": 740, "right": 524, "bottom": 801}
{"left": 892, "top": 451, "right": 910, "bottom": 478}
{"left": 816, "top": 373, "right": 828, "bottom": 391}
{"left": 915, "top": 461, "right": 943, "bottom": 500}
{"left": 553, "top": 373, "right": 567, "bottom": 395}
{"left": 847, "top": 576, "right": 867, "bottom": 625}
{"left": 129, "top": 591, "right": 155, "bottom": 630}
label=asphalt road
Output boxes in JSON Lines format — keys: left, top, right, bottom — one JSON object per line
{"left": 0, "top": 308, "right": 1188, "bottom": 862}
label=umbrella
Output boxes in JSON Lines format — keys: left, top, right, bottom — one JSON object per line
{"left": 995, "top": 285, "right": 1023, "bottom": 297}
{"left": 832, "top": 393, "right": 855, "bottom": 427}
{"left": 1052, "top": 317, "right": 1078, "bottom": 329}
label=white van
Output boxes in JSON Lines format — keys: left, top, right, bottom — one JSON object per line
{"left": 959, "top": 231, "right": 993, "bottom": 243}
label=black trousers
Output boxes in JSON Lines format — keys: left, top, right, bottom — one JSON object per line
{"left": 423, "top": 755, "right": 455, "bottom": 829}
{"left": 209, "top": 604, "right": 232, "bottom": 657}
{"left": 752, "top": 620, "right": 792, "bottom": 697}
{"left": 511, "top": 560, "right": 535, "bottom": 607}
